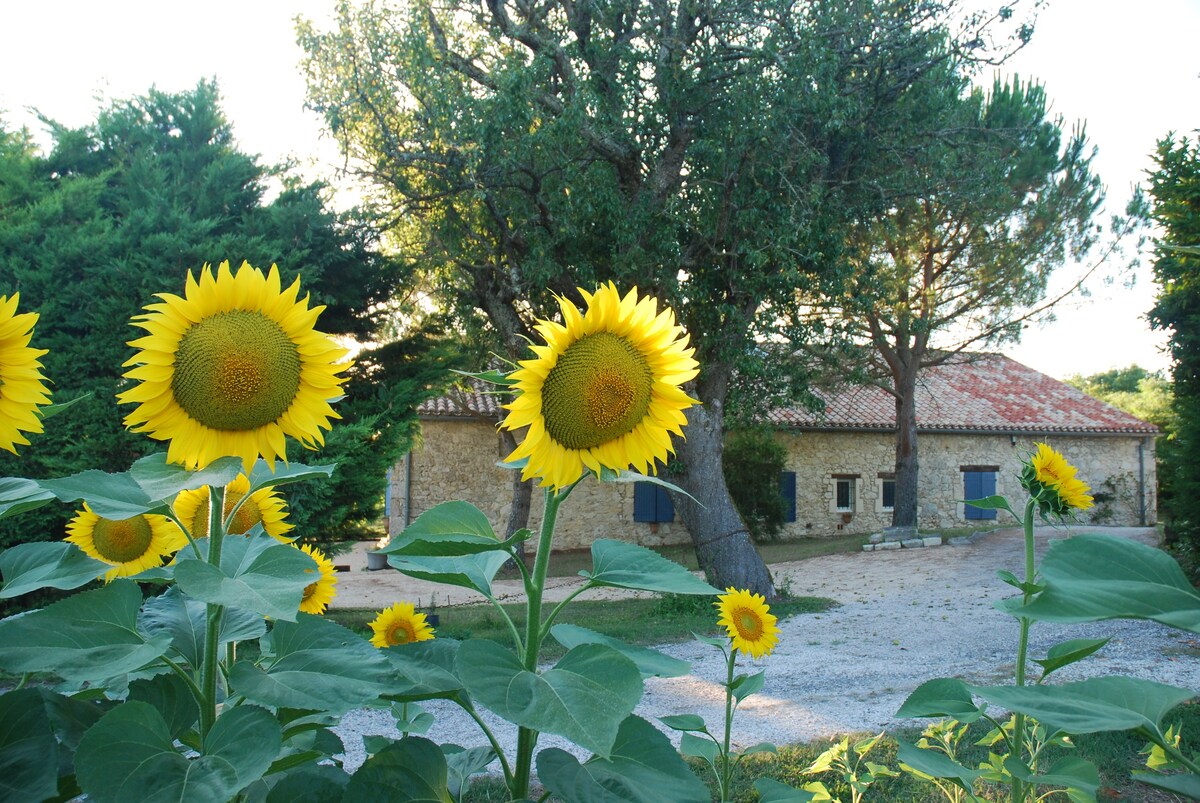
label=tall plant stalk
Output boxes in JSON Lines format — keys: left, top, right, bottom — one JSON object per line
{"left": 199, "top": 484, "right": 227, "bottom": 741}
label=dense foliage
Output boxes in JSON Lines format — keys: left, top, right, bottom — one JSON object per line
{"left": 0, "top": 81, "right": 453, "bottom": 547}
{"left": 1148, "top": 134, "right": 1200, "bottom": 559}
{"left": 1065, "top": 364, "right": 1175, "bottom": 432}
{"left": 722, "top": 429, "right": 789, "bottom": 543}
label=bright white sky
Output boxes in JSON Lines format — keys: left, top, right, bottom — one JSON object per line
{"left": 1, "top": 0, "right": 1197, "bottom": 380}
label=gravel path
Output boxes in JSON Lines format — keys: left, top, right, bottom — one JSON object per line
{"left": 333, "top": 526, "right": 1200, "bottom": 773}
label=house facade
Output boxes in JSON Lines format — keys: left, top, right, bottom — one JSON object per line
{"left": 388, "top": 354, "right": 1157, "bottom": 550}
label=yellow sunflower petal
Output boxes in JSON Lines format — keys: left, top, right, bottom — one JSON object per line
{"left": 298, "top": 544, "right": 338, "bottom": 614}
{"left": 0, "top": 293, "right": 51, "bottom": 453}
{"left": 65, "top": 504, "right": 186, "bottom": 582}
{"left": 715, "top": 587, "right": 781, "bottom": 659}
{"left": 368, "top": 601, "right": 435, "bottom": 648}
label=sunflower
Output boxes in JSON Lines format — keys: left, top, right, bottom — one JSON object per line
{"left": 118, "top": 261, "right": 350, "bottom": 470}
{"left": 174, "top": 473, "right": 294, "bottom": 541}
{"left": 369, "top": 601, "right": 435, "bottom": 648}
{"left": 297, "top": 544, "right": 337, "bottom": 615}
{"left": 0, "top": 293, "right": 51, "bottom": 454}
{"left": 500, "top": 283, "right": 699, "bottom": 490}
{"left": 715, "top": 587, "right": 780, "bottom": 659}
{"left": 65, "top": 504, "right": 188, "bottom": 582}
{"left": 1022, "top": 442, "right": 1094, "bottom": 514}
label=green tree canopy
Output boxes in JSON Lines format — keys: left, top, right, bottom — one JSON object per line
{"left": 0, "top": 81, "right": 452, "bottom": 547}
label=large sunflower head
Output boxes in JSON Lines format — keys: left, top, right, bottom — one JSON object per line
{"left": 297, "top": 544, "right": 338, "bottom": 615}
{"left": 118, "top": 260, "right": 351, "bottom": 470}
{"left": 0, "top": 293, "right": 51, "bottom": 454}
{"left": 65, "top": 504, "right": 188, "bottom": 582}
{"left": 1020, "top": 442, "right": 1094, "bottom": 516}
{"left": 715, "top": 587, "right": 780, "bottom": 659}
{"left": 369, "top": 601, "right": 435, "bottom": 648}
{"left": 173, "top": 473, "right": 294, "bottom": 542}
{"left": 500, "top": 283, "right": 699, "bottom": 490}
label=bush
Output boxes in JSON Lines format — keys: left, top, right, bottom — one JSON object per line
{"left": 723, "top": 428, "right": 788, "bottom": 542}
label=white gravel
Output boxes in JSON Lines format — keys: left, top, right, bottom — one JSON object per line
{"left": 333, "top": 527, "right": 1200, "bottom": 774}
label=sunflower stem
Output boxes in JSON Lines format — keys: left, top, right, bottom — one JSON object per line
{"left": 1011, "top": 495, "right": 1038, "bottom": 802}
{"left": 718, "top": 645, "right": 737, "bottom": 802}
{"left": 163, "top": 508, "right": 203, "bottom": 560}
{"left": 199, "top": 484, "right": 227, "bottom": 742}
{"left": 539, "top": 581, "right": 597, "bottom": 643}
{"left": 513, "top": 487, "right": 564, "bottom": 799}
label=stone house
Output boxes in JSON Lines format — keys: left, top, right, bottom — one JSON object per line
{"left": 387, "top": 353, "right": 1158, "bottom": 550}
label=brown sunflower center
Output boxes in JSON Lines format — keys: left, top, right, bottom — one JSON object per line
{"left": 189, "top": 489, "right": 260, "bottom": 538}
{"left": 540, "top": 332, "right": 653, "bottom": 450}
{"left": 302, "top": 582, "right": 318, "bottom": 601}
{"left": 172, "top": 310, "right": 302, "bottom": 431}
{"left": 387, "top": 620, "right": 417, "bottom": 646}
{"left": 734, "top": 608, "right": 764, "bottom": 641}
{"left": 91, "top": 515, "right": 155, "bottom": 563}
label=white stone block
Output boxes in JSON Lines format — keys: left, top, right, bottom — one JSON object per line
{"left": 862, "top": 544, "right": 875, "bottom": 552}
{"left": 922, "top": 536, "right": 942, "bottom": 547}
{"left": 901, "top": 538, "right": 924, "bottom": 548}
{"left": 876, "top": 541, "right": 901, "bottom": 550}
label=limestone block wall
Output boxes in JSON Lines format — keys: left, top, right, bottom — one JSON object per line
{"left": 776, "top": 430, "right": 1156, "bottom": 537}
{"left": 388, "top": 418, "right": 692, "bottom": 552}
{"left": 390, "top": 419, "right": 1157, "bottom": 548}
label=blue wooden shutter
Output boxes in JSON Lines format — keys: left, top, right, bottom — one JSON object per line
{"left": 780, "top": 471, "right": 796, "bottom": 522}
{"left": 963, "top": 471, "right": 998, "bottom": 520}
{"left": 656, "top": 485, "right": 674, "bottom": 522}
{"left": 634, "top": 482, "right": 674, "bottom": 522}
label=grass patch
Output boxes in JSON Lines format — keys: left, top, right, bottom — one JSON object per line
{"left": 326, "top": 594, "right": 836, "bottom": 660}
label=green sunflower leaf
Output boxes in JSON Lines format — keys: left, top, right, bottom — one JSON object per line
{"left": 551, "top": 623, "right": 691, "bottom": 678}
{"left": 245, "top": 460, "right": 336, "bottom": 494}
{"left": 896, "top": 741, "right": 980, "bottom": 789}
{"left": 229, "top": 615, "right": 393, "bottom": 715}
{"left": 380, "top": 501, "right": 508, "bottom": 557}
{"left": 126, "top": 453, "right": 243, "bottom": 503}
{"left": 139, "top": 585, "right": 266, "bottom": 668}
{"left": 1131, "top": 771, "right": 1200, "bottom": 799}
{"left": 128, "top": 674, "right": 200, "bottom": 740}
{"left": 453, "top": 367, "right": 517, "bottom": 387}
{"left": 173, "top": 534, "right": 316, "bottom": 621}
{"left": 37, "top": 392, "right": 91, "bottom": 419}
{"left": 444, "top": 744, "right": 498, "bottom": 800}
{"left": 754, "top": 778, "right": 819, "bottom": 802}
{"left": 0, "top": 688, "right": 60, "bottom": 803}
{"left": 1033, "top": 637, "right": 1111, "bottom": 679}
{"left": 343, "top": 736, "right": 453, "bottom": 802}
{"left": 0, "top": 476, "right": 56, "bottom": 520}
{"left": 388, "top": 551, "right": 511, "bottom": 597}
{"left": 1018, "top": 534, "right": 1200, "bottom": 633}
{"left": 581, "top": 539, "right": 720, "bottom": 595}
{"left": 896, "top": 678, "right": 983, "bottom": 722}
{"left": 0, "top": 540, "right": 105, "bottom": 598}
{"left": 38, "top": 470, "right": 158, "bottom": 520}
{"left": 0, "top": 580, "right": 171, "bottom": 682}
{"left": 536, "top": 715, "right": 711, "bottom": 803}
{"left": 264, "top": 765, "right": 349, "bottom": 803}
{"left": 379, "top": 640, "right": 466, "bottom": 701}
{"left": 457, "top": 640, "right": 642, "bottom": 758}
{"left": 598, "top": 468, "right": 700, "bottom": 505}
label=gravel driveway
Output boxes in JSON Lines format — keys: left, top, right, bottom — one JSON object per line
{"left": 334, "top": 526, "right": 1200, "bottom": 772}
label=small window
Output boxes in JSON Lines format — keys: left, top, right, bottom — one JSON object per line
{"left": 780, "top": 471, "right": 797, "bottom": 523}
{"left": 835, "top": 477, "right": 856, "bottom": 512}
{"left": 633, "top": 482, "right": 674, "bottom": 523}
{"left": 881, "top": 479, "right": 896, "bottom": 511}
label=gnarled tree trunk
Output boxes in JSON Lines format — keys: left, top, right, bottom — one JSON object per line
{"left": 891, "top": 358, "right": 921, "bottom": 533}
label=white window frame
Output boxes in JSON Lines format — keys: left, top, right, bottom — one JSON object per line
{"left": 876, "top": 476, "right": 896, "bottom": 513}
{"left": 833, "top": 476, "right": 857, "bottom": 513}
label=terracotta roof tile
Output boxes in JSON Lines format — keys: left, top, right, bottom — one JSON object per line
{"left": 417, "top": 381, "right": 504, "bottom": 419}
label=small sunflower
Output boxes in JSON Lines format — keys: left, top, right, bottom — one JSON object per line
{"left": 65, "top": 504, "right": 188, "bottom": 582}
{"left": 174, "top": 473, "right": 294, "bottom": 542}
{"left": 0, "top": 293, "right": 51, "bottom": 454}
{"left": 369, "top": 601, "right": 435, "bottom": 648}
{"left": 1021, "top": 442, "right": 1094, "bottom": 515}
{"left": 715, "top": 587, "right": 781, "bottom": 659}
{"left": 297, "top": 544, "right": 337, "bottom": 615}
{"left": 118, "top": 260, "right": 350, "bottom": 470}
{"left": 500, "top": 283, "right": 699, "bottom": 490}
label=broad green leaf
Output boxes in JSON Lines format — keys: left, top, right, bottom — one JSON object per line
{"left": 204, "top": 705, "right": 282, "bottom": 791}
{"left": 996, "top": 569, "right": 1042, "bottom": 596}
{"left": 390, "top": 551, "right": 510, "bottom": 597}
{"left": 658, "top": 714, "right": 708, "bottom": 732}
{"left": 128, "top": 674, "right": 200, "bottom": 740}
{"left": 536, "top": 715, "right": 711, "bottom": 803}
{"left": 581, "top": 539, "right": 719, "bottom": 595}
{"left": 379, "top": 641, "right": 465, "bottom": 700}
{"left": 1005, "top": 755, "right": 1099, "bottom": 795}
{"left": 393, "top": 702, "right": 435, "bottom": 735}
{"left": 139, "top": 585, "right": 266, "bottom": 667}
{"left": 1020, "top": 534, "right": 1200, "bottom": 632}
{"left": 0, "top": 688, "right": 59, "bottom": 803}
{"left": 754, "top": 778, "right": 818, "bottom": 802}
{"left": 39, "top": 687, "right": 108, "bottom": 751}
{"left": 1033, "top": 637, "right": 1111, "bottom": 679}
{"left": 0, "top": 541, "right": 105, "bottom": 598}
{"left": 444, "top": 744, "right": 497, "bottom": 800}
{"left": 39, "top": 470, "right": 159, "bottom": 520}
{"left": 38, "top": 392, "right": 90, "bottom": 419}
{"left": 551, "top": 623, "right": 691, "bottom": 678}
{"left": 174, "top": 534, "right": 316, "bottom": 621}
{"left": 265, "top": 765, "right": 349, "bottom": 803}
{"left": 742, "top": 742, "right": 778, "bottom": 756}
{"left": 342, "top": 736, "right": 453, "bottom": 803}
{"left": 680, "top": 731, "right": 719, "bottom": 762}
{"left": 597, "top": 468, "right": 700, "bottom": 505}
{"left": 970, "top": 676, "right": 1195, "bottom": 736}
{"left": 0, "top": 580, "right": 170, "bottom": 681}
{"left": 732, "top": 670, "right": 766, "bottom": 703}
{"left": 896, "top": 678, "right": 982, "bottom": 722}
{"left": 896, "top": 741, "right": 980, "bottom": 789}
{"left": 127, "top": 454, "right": 242, "bottom": 503}
{"left": 245, "top": 460, "right": 336, "bottom": 495}
{"left": 960, "top": 495, "right": 1017, "bottom": 518}
{"left": 458, "top": 640, "right": 641, "bottom": 758}
{"left": 380, "top": 501, "right": 508, "bottom": 557}
{"left": 453, "top": 368, "right": 517, "bottom": 387}
{"left": 1132, "top": 771, "right": 1200, "bottom": 798}
{"left": 0, "top": 476, "right": 55, "bottom": 520}
{"left": 694, "top": 632, "right": 731, "bottom": 650}
{"left": 75, "top": 701, "right": 238, "bottom": 803}
{"left": 229, "top": 615, "right": 393, "bottom": 714}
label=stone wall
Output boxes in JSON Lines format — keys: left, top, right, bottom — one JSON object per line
{"left": 389, "top": 419, "right": 1157, "bottom": 548}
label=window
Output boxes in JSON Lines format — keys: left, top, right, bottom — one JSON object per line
{"left": 962, "top": 468, "right": 998, "bottom": 520}
{"left": 880, "top": 477, "right": 896, "bottom": 511}
{"left": 633, "top": 482, "right": 674, "bottom": 523}
{"left": 780, "top": 471, "right": 797, "bottom": 523}
{"left": 835, "top": 477, "right": 856, "bottom": 512}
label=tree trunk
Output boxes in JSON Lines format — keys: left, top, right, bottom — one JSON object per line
{"left": 891, "top": 361, "right": 920, "bottom": 532}
{"left": 674, "top": 370, "right": 775, "bottom": 600}
{"left": 499, "top": 426, "right": 530, "bottom": 565}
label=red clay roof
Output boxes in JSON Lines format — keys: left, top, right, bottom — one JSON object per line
{"left": 420, "top": 353, "right": 1158, "bottom": 434}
